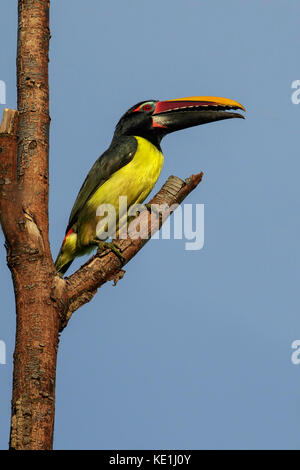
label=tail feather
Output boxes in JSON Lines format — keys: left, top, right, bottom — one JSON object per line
{"left": 55, "top": 229, "right": 78, "bottom": 276}
{"left": 55, "top": 257, "right": 74, "bottom": 276}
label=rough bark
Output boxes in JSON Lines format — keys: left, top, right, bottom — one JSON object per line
{"left": 0, "top": 0, "right": 204, "bottom": 450}
{"left": 1, "top": 0, "right": 59, "bottom": 450}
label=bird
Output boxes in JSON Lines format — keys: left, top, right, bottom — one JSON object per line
{"left": 55, "top": 96, "right": 245, "bottom": 275}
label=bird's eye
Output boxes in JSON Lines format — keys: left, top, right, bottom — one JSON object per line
{"left": 141, "top": 104, "right": 153, "bottom": 112}
{"left": 131, "top": 101, "right": 156, "bottom": 113}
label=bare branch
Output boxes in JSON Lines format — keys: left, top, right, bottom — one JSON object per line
{"left": 0, "top": 109, "right": 22, "bottom": 244}
{"left": 59, "top": 172, "right": 203, "bottom": 329}
{"left": 0, "top": 108, "right": 18, "bottom": 134}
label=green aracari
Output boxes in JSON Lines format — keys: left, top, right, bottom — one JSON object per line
{"left": 55, "top": 96, "right": 245, "bottom": 275}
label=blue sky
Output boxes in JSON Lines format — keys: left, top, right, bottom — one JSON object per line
{"left": 1, "top": 0, "right": 300, "bottom": 449}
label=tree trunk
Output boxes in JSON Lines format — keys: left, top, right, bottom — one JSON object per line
{"left": 2, "top": 0, "right": 58, "bottom": 450}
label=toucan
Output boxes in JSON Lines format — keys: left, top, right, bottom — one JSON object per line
{"left": 55, "top": 96, "right": 245, "bottom": 275}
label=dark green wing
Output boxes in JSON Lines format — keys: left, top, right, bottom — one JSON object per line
{"left": 66, "top": 136, "right": 138, "bottom": 233}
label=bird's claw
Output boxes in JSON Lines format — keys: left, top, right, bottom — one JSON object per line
{"left": 96, "top": 240, "right": 126, "bottom": 264}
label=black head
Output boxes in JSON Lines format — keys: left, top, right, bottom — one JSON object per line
{"left": 113, "top": 97, "right": 245, "bottom": 150}
{"left": 113, "top": 100, "right": 162, "bottom": 149}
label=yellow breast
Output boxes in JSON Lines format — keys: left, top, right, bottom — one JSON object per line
{"left": 88, "top": 136, "right": 164, "bottom": 211}
{"left": 79, "top": 136, "right": 164, "bottom": 245}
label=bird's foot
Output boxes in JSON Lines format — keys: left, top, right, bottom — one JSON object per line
{"left": 95, "top": 240, "right": 126, "bottom": 264}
